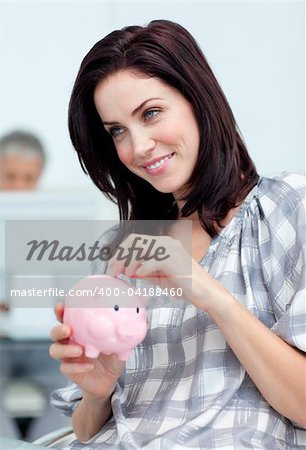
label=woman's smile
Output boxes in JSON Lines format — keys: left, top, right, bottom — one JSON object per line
{"left": 141, "top": 152, "right": 175, "bottom": 174}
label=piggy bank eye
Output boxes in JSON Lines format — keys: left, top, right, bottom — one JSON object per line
{"left": 114, "top": 305, "right": 119, "bottom": 311}
{"left": 136, "top": 307, "right": 139, "bottom": 314}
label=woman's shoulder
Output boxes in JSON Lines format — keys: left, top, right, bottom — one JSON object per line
{"left": 256, "top": 172, "right": 305, "bottom": 216}
{"left": 250, "top": 172, "right": 305, "bottom": 262}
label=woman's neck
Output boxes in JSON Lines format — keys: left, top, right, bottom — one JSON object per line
{"left": 176, "top": 203, "right": 242, "bottom": 231}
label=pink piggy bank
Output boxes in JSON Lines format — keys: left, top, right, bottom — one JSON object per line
{"left": 63, "top": 275, "right": 147, "bottom": 361}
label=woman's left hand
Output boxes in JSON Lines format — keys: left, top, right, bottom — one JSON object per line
{"left": 107, "top": 233, "right": 229, "bottom": 311}
{"left": 109, "top": 232, "right": 191, "bottom": 291}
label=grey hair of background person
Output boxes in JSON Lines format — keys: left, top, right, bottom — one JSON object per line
{"left": 0, "top": 130, "right": 46, "bottom": 166}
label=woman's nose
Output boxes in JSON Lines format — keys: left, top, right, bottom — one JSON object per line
{"left": 130, "top": 128, "right": 155, "bottom": 157}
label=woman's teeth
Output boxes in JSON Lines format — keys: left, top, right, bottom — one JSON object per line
{"left": 146, "top": 154, "right": 173, "bottom": 170}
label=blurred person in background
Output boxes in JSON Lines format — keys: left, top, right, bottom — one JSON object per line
{"left": 0, "top": 130, "right": 46, "bottom": 191}
{"left": 0, "top": 130, "right": 70, "bottom": 441}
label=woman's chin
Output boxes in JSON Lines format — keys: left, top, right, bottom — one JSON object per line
{"left": 147, "top": 179, "right": 183, "bottom": 195}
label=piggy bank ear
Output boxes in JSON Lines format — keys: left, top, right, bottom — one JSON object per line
{"left": 137, "top": 295, "right": 148, "bottom": 308}
{"left": 114, "top": 274, "right": 150, "bottom": 309}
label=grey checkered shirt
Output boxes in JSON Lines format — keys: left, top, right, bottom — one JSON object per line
{"left": 51, "top": 172, "right": 306, "bottom": 449}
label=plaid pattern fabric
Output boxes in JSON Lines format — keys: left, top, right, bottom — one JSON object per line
{"left": 51, "top": 173, "right": 306, "bottom": 449}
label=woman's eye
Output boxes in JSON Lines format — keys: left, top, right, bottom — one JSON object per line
{"left": 109, "top": 127, "right": 123, "bottom": 138}
{"left": 143, "top": 109, "right": 160, "bottom": 120}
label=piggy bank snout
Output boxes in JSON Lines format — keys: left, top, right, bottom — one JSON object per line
{"left": 116, "top": 313, "right": 147, "bottom": 338}
{"left": 117, "top": 317, "right": 138, "bottom": 337}
{"left": 91, "top": 313, "right": 115, "bottom": 333}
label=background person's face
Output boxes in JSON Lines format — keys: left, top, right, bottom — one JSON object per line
{"left": 0, "top": 154, "right": 43, "bottom": 190}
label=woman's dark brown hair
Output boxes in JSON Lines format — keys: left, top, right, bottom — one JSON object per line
{"left": 68, "top": 19, "right": 258, "bottom": 236}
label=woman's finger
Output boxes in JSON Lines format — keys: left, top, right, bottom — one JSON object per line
{"left": 49, "top": 323, "right": 71, "bottom": 342}
{"left": 60, "top": 362, "right": 94, "bottom": 375}
{"left": 49, "top": 341, "right": 83, "bottom": 361}
{"left": 108, "top": 233, "right": 160, "bottom": 277}
{"left": 54, "top": 301, "right": 65, "bottom": 323}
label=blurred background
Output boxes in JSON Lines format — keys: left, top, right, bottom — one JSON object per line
{"left": 0, "top": 0, "right": 304, "bottom": 445}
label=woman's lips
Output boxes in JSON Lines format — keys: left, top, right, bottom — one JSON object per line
{"left": 142, "top": 153, "right": 175, "bottom": 175}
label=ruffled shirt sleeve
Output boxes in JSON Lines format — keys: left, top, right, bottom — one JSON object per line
{"left": 256, "top": 173, "right": 306, "bottom": 352}
{"left": 51, "top": 382, "right": 83, "bottom": 417}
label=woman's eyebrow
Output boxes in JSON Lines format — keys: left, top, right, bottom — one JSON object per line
{"left": 102, "top": 97, "right": 164, "bottom": 126}
{"left": 131, "top": 97, "right": 163, "bottom": 117}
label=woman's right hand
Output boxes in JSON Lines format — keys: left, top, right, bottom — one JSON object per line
{"left": 49, "top": 302, "right": 125, "bottom": 401}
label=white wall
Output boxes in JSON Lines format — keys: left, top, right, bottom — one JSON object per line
{"left": 0, "top": 1, "right": 305, "bottom": 197}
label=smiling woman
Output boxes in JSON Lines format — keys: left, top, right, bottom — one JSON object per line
{"left": 68, "top": 20, "right": 258, "bottom": 231}
{"left": 48, "top": 19, "right": 306, "bottom": 450}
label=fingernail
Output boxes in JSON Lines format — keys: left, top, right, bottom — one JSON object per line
{"left": 63, "top": 326, "right": 70, "bottom": 337}
{"left": 72, "top": 347, "right": 82, "bottom": 356}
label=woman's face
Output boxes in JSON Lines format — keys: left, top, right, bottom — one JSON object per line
{"left": 94, "top": 70, "right": 200, "bottom": 199}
